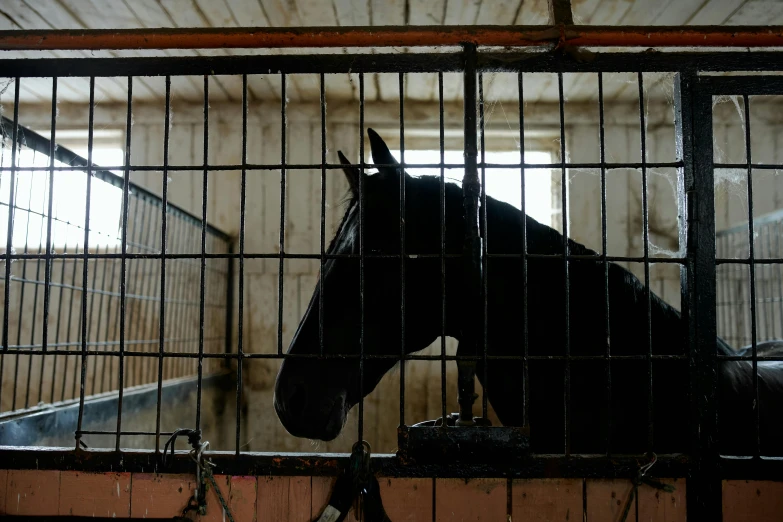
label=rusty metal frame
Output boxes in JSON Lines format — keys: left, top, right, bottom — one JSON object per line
{"left": 0, "top": 25, "right": 782, "bottom": 51}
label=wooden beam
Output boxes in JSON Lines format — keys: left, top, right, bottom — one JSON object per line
{"left": 1, "top": 25, "right": 783, "bottom": 50}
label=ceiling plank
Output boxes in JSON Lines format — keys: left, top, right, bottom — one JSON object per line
{"left": 195, "top": 0, "right": 279, "bottom": 101}
{"left": 406, "top": 0, "right": 446, "bottom": 103}
{"left": 333, "top": 0, "right": 378, "bottom": 101}
{"left": 687, "top": 0, "right": 747, "bottom": 25}
{"left": 123, "top": 0, "right": 212, "bottom": 102}
{"left": 157, "top": 0, "right": 238, "bottom": 102}
{"left": 514, "top": 0, "right": 550, "bottom": 24}
{"left": 723, "top": 0, "right": 783, "bottom": 25}
{"left": 1, "top": 0, "right": 126, "bottom": 102}
{"left": 441, "top": 0, "right": 483, "bottom": 103}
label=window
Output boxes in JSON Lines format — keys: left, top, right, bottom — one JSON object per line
{"left": 390, "top": 149, "right": 554, "bottom": 226}
{"left": 0, "top": 132, "right": 125, "bottom": 250}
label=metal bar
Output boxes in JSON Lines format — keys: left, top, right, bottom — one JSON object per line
{"left": 24, "top": 148, "right": 49, "bottom": 409}
{"left": 75, "top": 77, "right": 94, "bottom": 450}
{"left": 155, "top": 76, "right": 171, "bottom": 456}
{"left": 357, "top": 71, "right": 365, "bottom": 442}
{"left": 680, "top": 72, "right": 722, "bottom": 520}
{"left": 478, "top": 72, "right": 488, "bottom": 420}
{"left": 458, "top": 42, "right": 480, "bottom": 427}
{"left": 743, "top": 94, "right": 760, "bottom": 458}
{"left": 319, "top": 73, "right": 326, "bottom": 360}
{"left": 518, "top": 72, "right": 530, "bottom": 430}
{"left": 277, "top": 73, "right": 287, "bottom": 356}
{"left": 2, "top": 25, "right": 783, "bottom": 50}
{"left": 598, "top": 72, "right": 611, "bottom": 455}
{"left": 195, "top": 74, "right": 209, "bottom": 432}
{"left": 557, "top": 72, "right": 571, "bottom": 456}
{"left": 439, "top": 71, "right": 447, "bottom": 425}
{"left": 0, "top": 448, "right": 778, "bottom": 480}
{"left": 40, "top": 78, "right": 57, "bottom": 360}
{"left": 236, "top": 73, "right": 247, "bottom": 455}
{"left": 399, "top": 71, "right": 406, "bottom": 429}
{"left": 638, "top": 72, "right": 654, "bottom": 451}
{"left": 2, "top": 78, "right": 19, "bottom": 351}
{"left": 115, "top": 76, "right": 133, "bottom": 452}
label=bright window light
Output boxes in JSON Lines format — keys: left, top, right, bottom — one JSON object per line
{"left": 0, "top": 145, "right": 125, "bottom": 250}
{"left": 391, "top": 149, "right": 554, "bottom": 226}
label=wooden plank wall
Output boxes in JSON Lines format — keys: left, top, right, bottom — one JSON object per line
{"left": 1, "top": 469, "right": 781, "bottom": 521}
{"left": 3, "top": 93, "right": 783, "bottom": 453}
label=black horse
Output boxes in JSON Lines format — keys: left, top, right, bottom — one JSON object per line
{"left": 274, "top": 128, "right": 783, "bottom": 456}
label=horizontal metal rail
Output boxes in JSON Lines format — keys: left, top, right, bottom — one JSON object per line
{"left": 0, "top": 25, "right": 783, "bottom": 50}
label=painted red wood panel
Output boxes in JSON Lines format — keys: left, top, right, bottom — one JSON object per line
{"left": 435, "top": 478, "right": 507, "bottom": 521}
{"left": 379, "top": 477, "right": 433, "bottom": 521}
{"left": 586, "top": 478, "right": 685, "bottom": 521}
{"left": 3, "top": 470, "right": 61, "bottom": 516}
{"left": 58, "top": 471, "right": 131, "bottom": 518}
{"left": 130, "top": 473, "right": 197, "bottom": 518}
{"left": 723, "top": 480, "right": 783, "bottom": 522}
{"left": 511, "top": 478, "right": 583, "bottom": 521}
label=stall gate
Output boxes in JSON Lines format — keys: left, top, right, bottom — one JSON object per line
{"left": 1, "top": 29, "right": 783, "bottom": 521}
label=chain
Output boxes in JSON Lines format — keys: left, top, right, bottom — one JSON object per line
{"left": 619, "top": 453, "right": 676, "bottom": 522}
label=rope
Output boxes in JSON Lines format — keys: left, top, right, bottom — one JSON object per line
{"left": 161, "top": 428, "right": 236, "bottom": 522}
{"left": 619, "top": 453, "right": 676, "bottom": 522}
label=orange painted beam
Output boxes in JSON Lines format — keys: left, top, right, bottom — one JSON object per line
{"left": 0, "top": 25, "right": 782, "bottom": 51}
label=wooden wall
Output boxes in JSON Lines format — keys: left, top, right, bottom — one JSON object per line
{"left": 2, "top": 468, "right": 782, "bottom": 522}
{"left": 3, "top": 91, "right": 783, "bottom": 453}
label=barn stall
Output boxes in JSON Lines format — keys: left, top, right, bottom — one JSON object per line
{"left": 0, "top": 0, "right": 783, "bottom": 520}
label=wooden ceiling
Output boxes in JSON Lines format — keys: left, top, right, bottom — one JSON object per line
{"left": 0, "top": 0, "right": 780, "bottom": 106}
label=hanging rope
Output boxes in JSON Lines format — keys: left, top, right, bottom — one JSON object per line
{"left": 313, "top": 441, "right": 392, "bottom": 522}
{"left": 162, "top": 428, "right": 236, "bottom": 522}
{"left": 619, "top": 453, "right": 676, "bottom": 522}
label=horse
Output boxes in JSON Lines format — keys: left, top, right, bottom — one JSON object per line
{"left": 274, "top": 128, "right": 783, "bottom": 457}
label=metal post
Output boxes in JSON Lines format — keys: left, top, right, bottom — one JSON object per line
{"left": 457, "top": 42, "right": 481, "bottom": 427}
{"left": 675, "top": 72, "right": 722, "bottom": 519}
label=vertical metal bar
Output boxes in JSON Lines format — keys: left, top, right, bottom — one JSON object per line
{"left": 638, "top": 72, "right": 654, "bottom": 450}
{"left": 12, "top": 145, "right": 34, "bottom": 410}
{"left": 92, "top": 242, "right": 112, "bottom": 395}
{"left": 278, "top": 73, "right": 287, "bottom": 357}
{"left": 439, "top": 72, "right": 447, "bottom": 424}
{"left": 25, "top": 148, "right": 49, "bottom": 408}
{"left": 115, "top": 76, "right": 133, "bottom": 451}
{"left": 598, "top": 72, "right": 612, "bottom": 455}
{"left": 236, "top": 73, "right": 247, "bottom": 455}
{"left": 0, "top": 78, "right": 20, "bottom": 411}
{"left": 775, "top": 222, "right": 783, "bottom": 339}
{"left": 478, "top": 72, "right": 488, "bottom": 420}
{"left": 127, "top": 198, "right": 150, "bottom": 387}
{"left": 458, "top": 42, "right": 480, "bottom": 427}
{"left": 85, "top": 239, "right": 106, "bottom": 398}
{"left": 51, "top": 235, "right": 70, "bottom": 398}
{"left": 358, "top": 71, "right": 365, "bottom": 442}
{"left": 2, "top": 78, "right": 19, "bottom": 351}
{"left": 41, "top": 77, "right": 57, "bottom": 354}
{"left": 518, "top": 72, "right": 530, "bottom": 430}
{"left": 61, "top": 240, "right": 80, "bottom": 402}
{"left": 137, "top": 201, "right": 161, "bottom": 384}
{"left": 319, "top": 73, "right": 326, "bottom": 359}
{"left": 557, "top": 72, "right": 571, "bottom": 456}
{"left": 155, "top": 75, "right": 171, "bottom": 455}
{"left": 676, "top": 72, "right": 721, "bottom": 520}
{"left": 195, "top": 74, "right": 209, "bottom": 432}
{"left": 742, "top": 94, "right": 759, "bottom": 457}
{"left": 399, "top": 71, "right": 406, "bottom": 428}
{"left": 75, "top": 76, "right": 94, "bottom": 450}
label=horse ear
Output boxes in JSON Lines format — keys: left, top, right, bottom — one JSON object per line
{"left": 337, "top": 150, "right": 361, "bottom": 199}
{"left": 367, "top": 128, "right": 400, "bottom": 178}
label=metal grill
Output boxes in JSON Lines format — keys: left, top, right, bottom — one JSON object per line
{"left": 717, "top": 209, "right": 783, "bottom": 346}
{"left": 0, "top": 46, "right": 781, "bottom": 522}
{"left": 0, "top": 101, "right": 231, "bottom": 437}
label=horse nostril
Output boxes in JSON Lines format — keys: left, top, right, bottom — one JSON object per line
{"left": 287, "top": 384, "right": 308, "bottom": 415}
